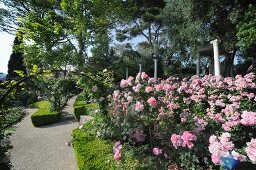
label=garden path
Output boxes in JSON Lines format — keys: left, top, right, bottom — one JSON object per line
{"left": 10, "top": 96, "right": 78, "bottom": 170}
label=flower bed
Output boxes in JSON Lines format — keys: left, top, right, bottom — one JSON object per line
{"left": 105, "top": 72, "right": 256, "bottom": 169}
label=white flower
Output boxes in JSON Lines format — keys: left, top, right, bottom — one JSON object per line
{"left": 103, "top": 69, "right": 107, "bottom": 72}
{"left": 92, "top": 85, "right": 98, "bottom": 92}
{"left": 79, "top": 125, "right": 83, "bottom": 129}
{"left": 99, "top": 97, "right": 105, "bottom": 102}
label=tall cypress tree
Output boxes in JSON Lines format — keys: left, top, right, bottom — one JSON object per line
{"left": 7, "top": 33, "right": 26, "bottom": 79}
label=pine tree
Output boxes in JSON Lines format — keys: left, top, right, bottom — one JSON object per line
{"left": 7, "top": 34, "right": 26, "bottom": 79}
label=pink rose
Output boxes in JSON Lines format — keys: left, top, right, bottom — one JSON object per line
{"left": 240, "top": 111, "right": 256, "bottom": 126}
{"left": 127, "top": 76, "right": 134, "bottom": 85}
{"left": 171, "top": 134, "right": 182, "bottom": 148}
{"left": 132, "top": 83, "right": 142, "bottom": 92}
{"left": 120, "top": 79, "right": 129, "bottom": 88}
{"left": 145, "top": 86, "right": 153, "bottom": 93}
{"left": 147, "top": 97, "right": 157, "bottom": 108}
{"left": 135, "top": 101, "right": 144, "bottom": 112}
{"left": 141, "top": 72, "right": 148, "bottom": 80}
{"left": 153, "top": 147, "right": 162, "bottom": 155}
{"left": 245, "top": 138, "right": 256, "bottom": 163}
{"left": 114, "top": 152, "right": 121, "bottom": 161}
{"left": 181, "top": 131, "right": 197, "bottom": 149}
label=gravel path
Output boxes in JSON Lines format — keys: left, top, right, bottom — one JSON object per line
{"left": 10, "top": 96, "right": 78, "bottom": 170}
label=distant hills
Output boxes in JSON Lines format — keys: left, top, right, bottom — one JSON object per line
{"left": 0, "top": 73, "right": 7, "bottom": 80}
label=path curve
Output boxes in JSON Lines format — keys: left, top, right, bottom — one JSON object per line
{"left": 10, "top": 96, "right": 78, "bottom": 170}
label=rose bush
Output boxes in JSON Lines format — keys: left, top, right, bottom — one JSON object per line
{"left": 106, "top": 72, "right": 256, "bottom": 169}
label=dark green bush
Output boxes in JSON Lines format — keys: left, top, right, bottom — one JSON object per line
{"left": 74, "top": 106, "right": 87, "bottom": 120}
{"left": 31, "top": 109, "right": 60, "bottom": 127}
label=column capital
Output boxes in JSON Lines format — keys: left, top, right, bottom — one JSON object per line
{"left": 210, "top": 39, "right": 218, "bottom": 46}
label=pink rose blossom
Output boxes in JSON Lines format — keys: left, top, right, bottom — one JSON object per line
{"left": 240, "top": 111, "right": 256, "bottom": 126}
{"left": 141, "top": 72, "right": 148, "bottom": 80}
{"left": 113, "top": 141, "right": 122, "bottom": 161}
{"left": 245, "top": 138, "right": 256, "bottom": 163}
{"left": 135, "top": 101, "right": 144, "bottom": 112}
{"left": 153, "top": 147, "right": 162, "bottom": 155}
{"left": 171, "top": 134, "right": 182, "bottom": 148}
{"left": 145, "top": 86, "right": 153, "bottom": 93}
{"left": 147, "top": 97, "right": 157, "bottom": 108}
{"left": 127, "top": 76, "right": 134, "bottom": 85}
{"left": 120, "top": 79, "right": 129, "bottom": 88}
{"left": 132, "top": 83, "right": 142, "bottom": 93}
{"left": 231, "top": 150, "right": 246, "bottom": 162}
{"left": 114, "top": 152, "right": 121, "bottom": 160}
{"left": 181, "top": 131, "right": 197, "bottom": 149}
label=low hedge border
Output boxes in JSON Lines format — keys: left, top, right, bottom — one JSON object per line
{"left": 31, "top": 109, "right": 60, "bottom": 127}
{"left": 73, "top": 94, "right": 87, "bottom": 120}
{"left": 72, "top": 122, "right": 116, "bottom": 169}
{"left": 72, "top": 121, "right": 150, "bottom": 170}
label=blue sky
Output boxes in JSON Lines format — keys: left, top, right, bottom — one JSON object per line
{"left": 0, "top": 32, "right": 14, "bottom": 73}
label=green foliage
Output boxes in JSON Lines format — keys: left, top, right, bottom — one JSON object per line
{"left": 236, "top": 4, "right": 256, "bottom": 60}
{"left": 74, "top": 106, "right": 87, "bottom": 121}
{"left": 72, "top": 121, "right": 151, "bottom": 170}
{"left": 7, "top": 34, "right": 26, "bottom": 79}
{"left": 72, "top": 127, "right": 116, "bottom": 170}
{"left": 1, "top": 107, "right": 26, "bottom": 130}
{"left": 73, "top": 94, "right": 87, "bottom": 120}
{"left": 31, "top": 109, "right": 60, "bottom": 127}
{"left": 30, "top": 100, "right": 51, "bottom": 110}
{"left": 0, "top": 107, "right": 26, "bottom": 167}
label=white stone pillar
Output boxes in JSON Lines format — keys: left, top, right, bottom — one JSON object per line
{"left": 210, "top": 39, "right": 220, "bottom": 76}
{"left": 126, "top": 67, "right": 128, "bottom": 79}
{"left": 154, "top": 59, "right": 158, "bottom": 81}
{"left": 139, "top": 64, "right": 142, "bottom": 74}
{"left": 196, "top": 55, "right": 200, "bottom": 76}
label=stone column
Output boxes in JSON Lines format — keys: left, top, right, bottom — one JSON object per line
{"left": 139, "top": 64, "right": 142, "bottom": 74}
{"left": 126, "top": 67, "right": 128, "bottom": 79}
{"left": 196, "top": 55, "right": 200, "bottom": 76}
{"left": 154, "top": 59, "right": 158, "bottom": 81}
{"left": 210, "top": 39, "right": 221, "bottom": 76}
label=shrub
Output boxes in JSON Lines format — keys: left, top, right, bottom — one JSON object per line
{"left": 31, "top": 109, "right": 60, "bottom": 127}
{"left": 72, "top": 127, "right": 116, "bottom": 169}
{"left": 73, "top": 121, "right": 152, "bottom": 170}
{"left": 74, "top": 106, "right": 87, "bottom": 120}
{"left": 106, "top": 72, "right": 256, "bottom": 169}
{"left": 73, "top": 94, "right": 88, "bottom": 120}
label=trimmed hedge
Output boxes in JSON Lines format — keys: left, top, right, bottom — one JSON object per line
{"left": 72, "top": 121, "right": 149, "bottom": 170}
{"left": 73, "top": 94, "right": 87, "bottom": 120}
{"left": 74, "top": 106, "right": 87, "bottom": 120}
{"left": 31, "top": 109, "right": 60, "bottom": 127}
{"left": 72, "top": 124, "right": 116, "bottom": 169}
{"left": 29, "top": 100, "right": 51, "bottom": 110}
